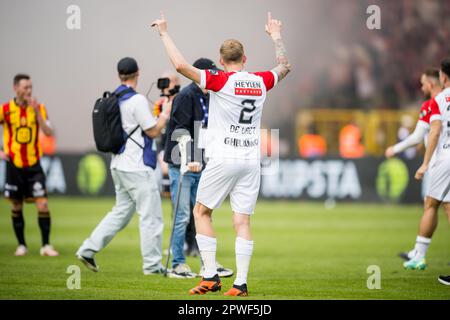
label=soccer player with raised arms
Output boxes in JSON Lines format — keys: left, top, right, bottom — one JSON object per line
{"left": 151, "top": 11, "right": 291, "bottom": 296}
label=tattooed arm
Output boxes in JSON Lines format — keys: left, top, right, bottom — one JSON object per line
{"left": 265, "top": 12, "right": 291, "bottom": 82}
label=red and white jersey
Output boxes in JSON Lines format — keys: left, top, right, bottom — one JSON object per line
{"left": 419, "top": 99, "right": 434, "bottom": 126}
{"left": 428, "top": 87, "right": 450, "bottom": 161}
{"left": 200, "top": 69, "right": 278, "bottom": 160}
{"left": 418, "top": 99, "right": 433, "bottom": 146}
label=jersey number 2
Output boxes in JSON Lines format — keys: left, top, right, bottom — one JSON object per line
{"left": 239, "top": 100, "right": 256, "bottom": 124}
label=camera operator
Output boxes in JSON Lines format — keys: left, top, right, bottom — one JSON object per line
{"left": 153, "top": 73, "right": 180, "bottom": 117}
{"left": 153, "top": 73, "right": 198, "bottom": 257}
{"left": 153, "top": 73, "right": 180, "bottom": 198}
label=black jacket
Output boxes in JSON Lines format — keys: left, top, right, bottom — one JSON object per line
{"left": 163, "top": 82, "right": 209, "bottom": 166}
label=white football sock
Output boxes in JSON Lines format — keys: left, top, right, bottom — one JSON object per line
{"left": 407, "top": 249, "right": 416, "bottom": 260}
{"left": 414, "top": 235, "right": 431, "bottom": 260}
{"left": 234, "top": 237, "right": 254, "bottom": 286}
{"left": 196, "top": 234, "right": 217, "bottom": 278}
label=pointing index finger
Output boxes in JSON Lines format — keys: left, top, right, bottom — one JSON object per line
{"left": 268, "top": 12, "right": 272, "bottom": 23}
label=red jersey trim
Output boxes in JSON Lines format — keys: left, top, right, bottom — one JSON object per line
{"left": 251, "top": 71, "right": 277, "bottom": 91}
{"left": 19, "top": 107, "right": 29, "bottom": 167}
{"left": 3, "top": 103, "right": 14, "bottom": 161}
{"left": 201, "top": 70, "right": 231, "bottom": 92}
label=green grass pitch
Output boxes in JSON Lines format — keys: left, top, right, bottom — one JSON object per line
{"left": 0, "top": 197, "right": 449, "bottom": 300}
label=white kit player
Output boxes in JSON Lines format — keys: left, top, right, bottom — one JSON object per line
{"left": 406, "top": 58, "right": 450, "bottom": 272}
{"left": 151, "top": 11, "right": 291, "bottom": 296}
{"left": 384, "top": 69, "right": 443, "bottom": 262}
{"left": 385, "top": 69, "right": 442, "bottom": 164}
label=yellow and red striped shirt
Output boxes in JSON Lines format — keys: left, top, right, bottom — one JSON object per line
{"left": 0, "top": 99, "right": 49, "bottom": 168}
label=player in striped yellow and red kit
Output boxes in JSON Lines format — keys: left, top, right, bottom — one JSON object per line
{"left": 0, "top": 74, "right": 58, "bottom": 257}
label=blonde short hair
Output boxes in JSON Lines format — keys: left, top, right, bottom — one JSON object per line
{"left": 220, "top": 39, "right": 244, "bottom": 63}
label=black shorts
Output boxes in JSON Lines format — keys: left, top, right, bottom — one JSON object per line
{"left": 4, "top": 161, "right": 47, "bottom": 201}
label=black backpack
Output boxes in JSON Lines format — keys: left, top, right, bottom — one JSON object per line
{"left": 92, "top": 88, "right": 141, "bottom": 154}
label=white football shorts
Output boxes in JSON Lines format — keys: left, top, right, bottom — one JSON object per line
{"left": 196, "top": 158, "right": 261, "bottom": 214}
{"left": 426, "top": 157, "right": 450, "bottom": 202}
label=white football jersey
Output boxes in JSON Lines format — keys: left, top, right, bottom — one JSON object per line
{"left": 429, "top": 87, "right": 450, "bottom": 161}
{"left": 200, "top": 69, "right": 278, "bottom": 160}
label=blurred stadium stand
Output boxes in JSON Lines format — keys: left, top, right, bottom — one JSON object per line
{"left": 296, "top": 109, "right": 420, "bottom": 157}
{"left": 300, "top": 0, "right": 450, "bottom": 110}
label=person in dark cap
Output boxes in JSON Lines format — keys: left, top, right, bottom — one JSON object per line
{"left": 117, "top": 57, "right": 139, "bottom": 75}
{"left": 164, "top": 58, "right": 233, "bottom": 279}
{"left": 77, "top": 57, "right": 170, "bottom": 275}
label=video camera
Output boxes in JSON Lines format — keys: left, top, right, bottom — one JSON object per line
{"left": 157, "top": 78, "right": 180, "bottom": 97}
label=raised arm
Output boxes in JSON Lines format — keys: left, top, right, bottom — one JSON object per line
{"left": 265, "top": 12, "right": 291, "bottom": 82}
{"left": 151, "top": 12, "right": 201, "bottom": 84}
